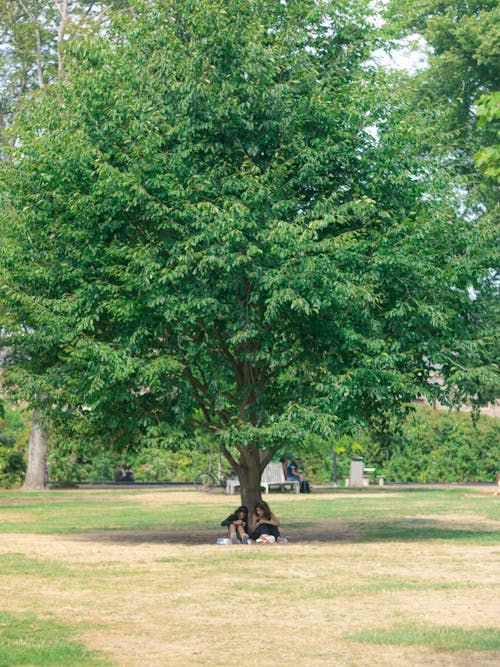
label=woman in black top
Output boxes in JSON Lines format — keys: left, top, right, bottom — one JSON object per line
{"left": 250, "top": 500, "right": 281, "bottom": 542}
{"left": 221, "top": 505, "right": 249, "bottom": 544}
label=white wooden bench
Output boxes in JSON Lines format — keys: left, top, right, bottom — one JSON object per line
{"left": 261, "top": 462, "right": 300, "bottom": 493}
{"left": 226, "top": 462, "right": 300, "bottom": 494}
{"left": 226, "top": 477, "right": 240, "bottom": 495}
{"left": 363, "top": 467, "right": 376, "bottom": 487}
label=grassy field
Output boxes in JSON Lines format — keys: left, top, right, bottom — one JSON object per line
{"left": 0, "top": 485, "right": 499, "bottom": 666}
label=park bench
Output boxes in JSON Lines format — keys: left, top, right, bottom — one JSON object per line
{"left": 226, "top": 462, "right": 300, "bottom": 494}
{"left": 226, "top": 477, "right": 240, "bottom": 495}
{"left": 363, "top": 467, "right": 375, "bottom": 486}
{"left": 261, "top": 462, "right": 300, "bottom": 494}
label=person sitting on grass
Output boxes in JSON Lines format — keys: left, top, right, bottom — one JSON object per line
{"left": 250, "top": 500, "right": 282, "bottom": 543}
{"left": 221, "top": 505, "right": 249, "bottom": 544}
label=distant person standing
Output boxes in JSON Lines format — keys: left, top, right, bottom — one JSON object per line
{"left": 287, "top": 457, "right": 310, "bottom": 493}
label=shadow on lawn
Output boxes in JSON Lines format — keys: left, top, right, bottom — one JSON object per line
{"left": 74, "top": 518, "right": 500, "bottom": 546}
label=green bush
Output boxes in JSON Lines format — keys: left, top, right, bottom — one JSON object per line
{"left": 0, "top": 404, "right": 31, "bottom": 487}
{"left": 275, "top": 408, "right": 499, "bottom": 485}
{"left": 41, "top": 405, "right": 498, "bottom": 485}
{"left": 383, "top": 407, "right": 500, "bottom": 482}
{"left": 0, "top": 450, "right": 26, "bottom": 487}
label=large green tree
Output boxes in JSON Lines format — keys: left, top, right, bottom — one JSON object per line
{"left": 0, "top": 0, "right": 131, "bottom": 490}
{"left": 384, "top": 0, "right": 499, "bottom": 200}
{"left": 384, "top": 0, "right": 499, "bottom": 133}
{"left": 0, "top": 0, "right": 496, "bottom": 506}
{"left": 382, "top": 0, "right": 500, "bottom": 416}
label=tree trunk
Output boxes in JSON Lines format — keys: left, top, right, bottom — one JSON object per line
{"left": 35, "top": 28, "right": 44, "bottom": 88}
{"left": 22, "top": 412, "right": 48, "bottom": 490}
{"left": 238, "top": 457, "right": 262, "bottom": 513}
{"left": 222, "top": 444, "right": 278, "bottom": 512}
{"left": 233, "top": 446, "right": 274, "bottom": 513}
{"left": 55, "top": 0, "right": 69, "bottom": 79}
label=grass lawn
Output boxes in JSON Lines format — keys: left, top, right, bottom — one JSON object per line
{"left": 0, "top": 485, "right": 498, "bottom": 666}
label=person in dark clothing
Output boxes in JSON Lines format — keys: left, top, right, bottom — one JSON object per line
{"left": 250, "top": 500, "right": 282, "bottom": 542}
{"left": 221, "top": 505, "right": 249, "bottom": 544}
{"left": 286, "top": 457, "right": 310, "bottom": 493}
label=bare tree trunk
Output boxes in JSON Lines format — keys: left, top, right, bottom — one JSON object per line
{"left": 236, "top": 446, "right": 275, "bottom": 512}
{"left": 238, "top": 458, "right": 262, "bottom": 513}
{"left": 55, "top": 0, "right": 68, "bottom": 78}
{"left": 16, "top": 1, "right": 45, "bottom": 87}
{"left": 22, "top": 412, "right": 48, "bottom": 490}
{"left": 221, "top": 442, "right": 279, "bottom": 511}
{"left": 35, "top": 27, "right": 44, "bottom": 88}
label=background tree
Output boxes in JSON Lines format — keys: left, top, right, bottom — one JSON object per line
{"left": 382, "top": 0, "right": 499, "bottom": 293}
{"left": 475, "top": 91, "right": 500, "bottom": 182}
{"left": 0, "top": 0, "right": 127, "bottom": 489}
{"left": 0, "top": 0, "right": 496, "bottom": 506}
{"left": 381, "top": 0, "right": 499, "bottom": 422}
{"left": 0, "top": 1, "right": 129, "bottom": 143}
{"left": 384, "top": 0, "right": 499, "bottom": 134}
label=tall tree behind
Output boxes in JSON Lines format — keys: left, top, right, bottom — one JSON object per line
{"left": 0, "top": 1, "right": 125, "bottom": 135}
{"left": 384, "top": 0, "right": 499, "bottom": 185}
{"left": 475, "top": 91, "right": 500, "bottom": 182}
{"left": 382, "top": 0, "right": 499, "bottom": 413}
{"left": 0, "top": 0, "right": 120, "bottom": 489}
{"left": 1, "top": 0, "right": 496, "bottom": 505}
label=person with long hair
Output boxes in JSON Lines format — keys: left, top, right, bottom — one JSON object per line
{"left": 250, "top": 500, "right": 282, "bottom": 543}
{"left": 221, "top": 505, "right": 249, "bottom": 544}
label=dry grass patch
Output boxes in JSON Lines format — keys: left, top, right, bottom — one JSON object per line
{"left": 0, "top": 488, "right": 498, "bottom": 666}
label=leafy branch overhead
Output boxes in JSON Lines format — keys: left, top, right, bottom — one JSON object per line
{"left": 0, "top": 0, "right": 497, "bottom": 501}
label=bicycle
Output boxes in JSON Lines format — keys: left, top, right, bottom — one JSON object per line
{"left": 193, "top": 468, "right": 235, "bottom": 492}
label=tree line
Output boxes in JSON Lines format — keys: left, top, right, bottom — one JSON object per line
{"left": 1, "top": 402, "right": 498, "bottom": 487}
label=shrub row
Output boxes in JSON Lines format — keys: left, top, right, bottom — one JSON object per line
{"left": 1, "top": 403, "right": 498, "bottom": 486}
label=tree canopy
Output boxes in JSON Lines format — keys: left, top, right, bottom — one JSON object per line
{"left": 384, "top": 0, "right": 500, "bottom": 199}
{"left": 384, "top": 0, "right": 499, "bottom": 129}
{"left": 0, "top": 0, "right": 497, "bottom": 504}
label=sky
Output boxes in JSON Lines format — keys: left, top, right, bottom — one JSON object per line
{"left": 373, "top": 35, "right": 430, "bottom": 74}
